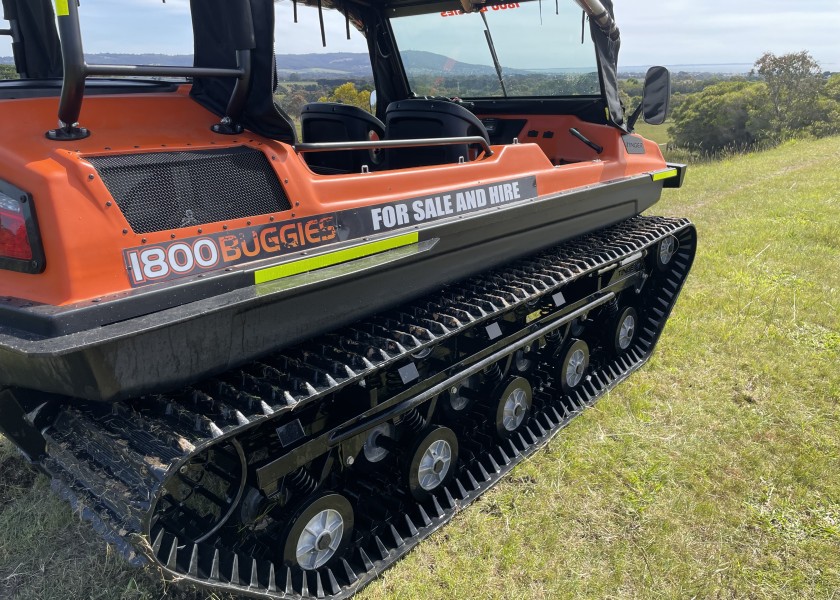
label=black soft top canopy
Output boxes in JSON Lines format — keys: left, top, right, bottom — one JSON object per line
{"left": 1, "top": 0, "right": 62, "bottom": 78}
{"left": 589, "top": 0, "right": 624, "bottom": 127}
{"left": 189, "top": 0, "right": 296, "bottom": 143}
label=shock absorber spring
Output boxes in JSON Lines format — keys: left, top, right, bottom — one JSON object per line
{"left": 399, "top": 408, "right": 426, "bottom": 434}
{"left": 482, "top": 361, "right": 504, "bottom": 388}
{"left": 604, "top": 298, "right": 620, "bottom": 317}
{"left": 285, "top": 467, "right": 318, "bottom": 496}
{"left": 386, "top": 368, "right": 405, "bottom": 390}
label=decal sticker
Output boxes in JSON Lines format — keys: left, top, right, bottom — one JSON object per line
{"left": 525, "top": 309, "right": 542, "bottom": 324}
{"left": 124, "top": 215, "right": 338, "bottom": 287}
{"left": 253, "top": 232, "right": 419, "bottom": 285}
{"left": 55, "top": 0, "right": 70, "bottom": 17}
{"left": 441, "top": 3, "right": 521, "bottom": 16}
{"left": 651, "top": 168, "right": 678, "bottom": 182}
{"left": 622, "top": 134, "right": 646, "bottom": 155}
{"left": 359, "top": 176, "right": 537, "bottom": 235}
{"left": 122, "top": 176, "right": 537, "bottom": 288}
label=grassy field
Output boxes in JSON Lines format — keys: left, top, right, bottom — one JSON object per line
{"left": 1, "top": 137, "right": 838, "bottom": 599}
{"left": 631, "top": 120, "right": 672, "bottom": 147}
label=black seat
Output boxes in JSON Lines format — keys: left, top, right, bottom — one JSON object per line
{"left": 384, "top": 99, "right": 490, "bottom": 169}
{"left": 300, "top": 102, "right": 385, "bottom": 174}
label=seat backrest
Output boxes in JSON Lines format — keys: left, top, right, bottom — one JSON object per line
{"left": 385, "top": 99, "right": 490, "bottom": 169}
{"left": 300, "top": 102, "right": 385, "bottom": 174}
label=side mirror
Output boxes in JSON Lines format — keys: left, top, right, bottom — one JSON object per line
{"left": 641, "top": 66, "right": 670, "bottom": 125}
{"left": 627, "top": 66, "right": 671, "bottom": 131}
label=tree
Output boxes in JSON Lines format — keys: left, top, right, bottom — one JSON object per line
{"left": 277, "top": 91, "right": 309, "bottom": 119}
{"left": 0, "top": 64, "right": 19, "bottom": 80}
{"left": 669, "top": 81, "right": 772, "bottom": 152}
{"left": 318, "top": 82, "right": 372, "bottom": 113}
{"left": 753, "top": 51, "right": 823, "bottom": 135}
{"left": 808, "top": 73, "right": 840, "bottom": 137}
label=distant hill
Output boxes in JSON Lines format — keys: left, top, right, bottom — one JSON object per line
{"left": 0, "top": 52, "right": 375, "bottom": 77}
{"left": 275, "top": 52, "right": 373, "bottom": 76}
{"left": 7, "top": 53, "right": 830, "bottom": 76}
{"left": 0, "top": 51, "right": 519, "bottom": 78}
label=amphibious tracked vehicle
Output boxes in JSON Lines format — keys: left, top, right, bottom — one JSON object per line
{"left": 0, "top": 0, "right": 695, "bottom": 597}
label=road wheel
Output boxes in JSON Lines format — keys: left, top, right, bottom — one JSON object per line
{"left": 559, "top": 339, "right": 589, "bottom": 393}
{"left": 282, "top": 492, "right": 354, "bottom": 571}
{"left": 612, "top": 306, "right": 638, "bottom": 355}
{"left": 493, "top": 376, "right": 532, "bottom": 438}
{"left": 404, "top": 426, "right": 459, "bottom": 501}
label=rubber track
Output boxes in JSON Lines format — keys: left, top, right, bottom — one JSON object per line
{"left": 42, "top": 215, "right": 696, "bottom": 599}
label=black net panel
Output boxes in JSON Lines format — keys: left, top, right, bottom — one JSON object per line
{"left": 88, "top": 147, "right": 292, "bottom": 234}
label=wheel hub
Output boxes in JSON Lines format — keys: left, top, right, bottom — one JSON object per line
{"left": 315, "top": 532, "right": 333, "bottom": 552}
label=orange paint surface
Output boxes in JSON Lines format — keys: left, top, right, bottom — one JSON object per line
{"left": 0, "top": 88, "right": 669, "bottom": 306}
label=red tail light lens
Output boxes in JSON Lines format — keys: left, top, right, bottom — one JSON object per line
{"left": 0, "top": 196, "right": 33, "bottom": 260}
{"left": 0, "top": 184, "right": 45, "bottom": 274}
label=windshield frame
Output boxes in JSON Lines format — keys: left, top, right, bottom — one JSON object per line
{"left": 386, "top": 0, "right": 604, "bottom": 101}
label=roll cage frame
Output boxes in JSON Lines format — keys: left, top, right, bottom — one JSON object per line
{"left": 0, "top": 0, "right": 626, "bottom": 142}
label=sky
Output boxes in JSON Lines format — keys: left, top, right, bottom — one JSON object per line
{"left": 1, "top": 0, "right": 839, "bottom": 71}
{"left": 613, "top": 0, "right": 840, "bottom": 69}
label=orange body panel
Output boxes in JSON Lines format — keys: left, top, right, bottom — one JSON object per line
{"left": 0, "top": 87, "right": 667, "bottom": 306}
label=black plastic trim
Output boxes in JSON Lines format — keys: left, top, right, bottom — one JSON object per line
{"left": 0, "top": 78, "right": 180, "bottom": 100}
{"left": 664, "top": 163, "right": 687, "bottom": 188}
{"left": 469, "top": 97, "right": 607, "bottom": 123}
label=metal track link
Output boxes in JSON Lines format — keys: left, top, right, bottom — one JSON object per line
{"left": 42, "top": 215, "right": 696, "bottom": 599}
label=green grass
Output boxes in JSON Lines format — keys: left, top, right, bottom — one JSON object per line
{"left": 632, "top": 120, "right": 671, "bottom": 147}
{"left": 1, "top": 136, "right": 838, "bottom": 599}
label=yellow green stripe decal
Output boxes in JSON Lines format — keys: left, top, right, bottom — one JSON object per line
{"left": 254, "top": 232, "right": 419, "bottom": 284}
{"left": 651, "top": 168, "right": 678, "bottom": 182}
{"left": 55, "top": 0, "right": 70, "bottom": 16}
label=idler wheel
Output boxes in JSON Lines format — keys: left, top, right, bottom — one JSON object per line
{"left": 512, "top": 344, "right": 536, "bottom": 374}
{"left": 558, "top": 339, "right": 589, "bottom": 393}
{"left": 493, "top": 376, "right": 532, "bottom": 438}
{"left": 404, "top": 426, "right": 459, "bottom": 501}
{"left": 282, "top": 492, "right": 354, "bottom": 571}
{"left": 444, "top": 375, "right": 480, "bottom": 414}
{"left": 612, "top": 306, "right": 638, "bottom": 355}
{"left": 656, "top": 235, "right": 678, "bottom": 271}
{"left": 362, "top": 422, "right": 395, "bottom": 464}
{"left": 569, "top": 315, "right": 588, "bottom": 337}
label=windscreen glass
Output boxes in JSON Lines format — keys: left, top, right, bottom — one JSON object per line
{"left": 389, "top": 1, "right": 600, "bottom": 98}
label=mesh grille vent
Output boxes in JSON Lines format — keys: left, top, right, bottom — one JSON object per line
{"left": 88, "top": 147, "right": 292, "bottom": 234}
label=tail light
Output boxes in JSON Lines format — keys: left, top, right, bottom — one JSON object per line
{"left": 0, "top": 182, "right": 45, "bottom": 274}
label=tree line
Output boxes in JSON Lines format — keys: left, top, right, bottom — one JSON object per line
{"left": 6, "top": 50, "right": 836, "bottom": 157}
{"left": 635, "top": 52, "right": 840, "bottom": 154}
